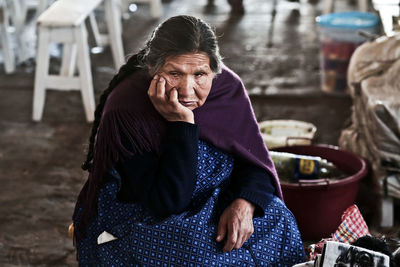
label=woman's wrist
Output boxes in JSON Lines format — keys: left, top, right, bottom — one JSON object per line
{"left": 232, "top": 198, "right": 256, "bottom": 216}
{"left": 167, "top": 113, "right": 194, "bottom": 124}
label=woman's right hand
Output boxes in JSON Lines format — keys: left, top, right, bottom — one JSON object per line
{"left": 148, "top": 75, "right": 194, "bottom": 124}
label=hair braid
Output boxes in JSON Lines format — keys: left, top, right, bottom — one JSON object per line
{"left": 81, "top": 53, "right": 144, "bottom": 171}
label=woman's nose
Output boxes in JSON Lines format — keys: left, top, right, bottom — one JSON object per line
{"left": 178, "top": 76, "right": 195, "bottom": 96}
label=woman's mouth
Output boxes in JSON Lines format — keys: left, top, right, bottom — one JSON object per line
{"left": 179, "top": 101, "right": 196, "bottom": 107}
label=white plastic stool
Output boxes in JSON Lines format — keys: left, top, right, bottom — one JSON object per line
{"left": 60, "top": 0, "right": 124, "bottom": 78}
{"left": 323, "top": 0, "right": 368, "bottom": 14}
{"left": 35, "top": 0, "right": 125, "bottom": 71}
{"left": 33, "top": 0, "right": 103, "bottom": 122}
{"left": 89, "top": 0, "right": 125, "bottom": 70}
{"left": 0, "top": 0, "right": 15, "bottom": 73}
{"left": 380, "top": 174, "right": 400, "bottom": 228}
{"left": 6, "top": 0, "right": 31, "bottom": 64}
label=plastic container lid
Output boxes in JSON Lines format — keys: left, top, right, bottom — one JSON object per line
{"left": 316, "top": 11, "right": 379, "bottom": 29}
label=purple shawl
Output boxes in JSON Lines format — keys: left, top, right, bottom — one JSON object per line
{"left": 74, "top": 65, "right": 282, "bottom": 239}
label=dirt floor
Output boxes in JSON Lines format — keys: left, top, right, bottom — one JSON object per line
{"left": 0, "top": 0, "right": 397, "bottom": 266}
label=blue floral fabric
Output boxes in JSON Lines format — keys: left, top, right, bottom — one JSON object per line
{"left": 76, "top": 140, "right": 305, "bottom": 266}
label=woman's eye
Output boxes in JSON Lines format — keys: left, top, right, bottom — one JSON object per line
{"left": 195, "top": 72, "right": 205, "bottom": 77}
{"left": 169, "top": 72, "right": 179, "bottom": 77}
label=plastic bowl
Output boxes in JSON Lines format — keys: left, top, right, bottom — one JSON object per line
{"left": 259, "top": 120, "right": 317, "bottom": 149}
{"left": 272, "top": 144, "right": 368, "bottom": 241}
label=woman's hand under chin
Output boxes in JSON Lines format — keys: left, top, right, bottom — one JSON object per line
{"left": 216, "top": 198, "right": 255, "bottom": 252}
{"left": 148, "top": 75, "right": 195, "bottom": 124}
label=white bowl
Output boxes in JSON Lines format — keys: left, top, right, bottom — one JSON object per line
{"left": 258, "top": 120, "right": 317, "bottom": 149}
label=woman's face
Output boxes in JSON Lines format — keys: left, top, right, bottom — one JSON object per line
{"left": 157, "top": 52, "right": 215, "bottom": 110}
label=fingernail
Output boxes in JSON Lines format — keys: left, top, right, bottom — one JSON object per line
{"left": 159, "top": 77, "right": 164, "bottom": 82}
{"left": 154, "top": 74, "right": 158, "bottom": 79}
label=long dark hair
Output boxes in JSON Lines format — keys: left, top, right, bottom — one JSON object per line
{"left": 81, "top": 15, "right": 222, "bottom": 172}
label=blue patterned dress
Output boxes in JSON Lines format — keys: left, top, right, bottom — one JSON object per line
{"left": 76, "top": 140, "right": 305, "bottom": 266}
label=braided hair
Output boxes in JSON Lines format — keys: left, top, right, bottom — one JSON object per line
{"left": 80, "top": 53, "right": 143, "bottom": 171}
{"left": 81, "top": 15, "right": 223, "bottom": 171}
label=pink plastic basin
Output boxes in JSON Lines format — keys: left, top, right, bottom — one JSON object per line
{"left": 273, "top": 144, "right": 368, "bottom": 241}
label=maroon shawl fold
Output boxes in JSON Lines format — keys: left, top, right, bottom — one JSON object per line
{"left": 74, "top": 65, "right": 282, "bottom": 239}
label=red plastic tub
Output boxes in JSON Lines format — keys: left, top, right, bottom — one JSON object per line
{"left": 273, "top": 144, "right": 368, "bottom": 241}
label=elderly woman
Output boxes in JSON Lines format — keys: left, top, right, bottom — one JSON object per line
{"left": 73, "top": 15, "right": 305, "bottom": 266}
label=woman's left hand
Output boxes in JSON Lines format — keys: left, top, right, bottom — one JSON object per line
{"left": 148, "top": 75, "right": 195, "bottom": 123}
{"left": 216, "top": 198, "right": 255, "bottom": 252}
